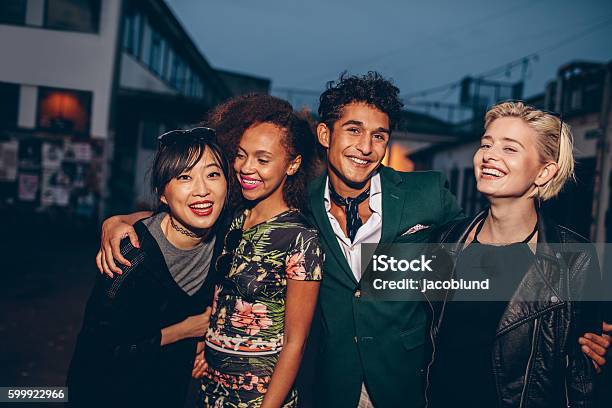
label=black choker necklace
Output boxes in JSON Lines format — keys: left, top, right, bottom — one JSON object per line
{"left": 169, "top": 215, "right": 203, "bottom": 239}
{"left": 473, "top": 214, "right": 538, "bottom": 244}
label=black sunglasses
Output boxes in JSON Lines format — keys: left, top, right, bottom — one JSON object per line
{"left": 215, "top": 228, "right": 243, "bottom": 274}
{"left": 157, "top": 126, "right": 216, "bottom": 146}
{"left": 539, "top": 108, "right": 563, "bottom": 121}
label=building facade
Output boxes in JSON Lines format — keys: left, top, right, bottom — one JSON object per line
{"left": 0, "top": 0, "right": 268, "bottom": 228}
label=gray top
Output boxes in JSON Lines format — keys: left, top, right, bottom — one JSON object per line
{"left": 143, "top": 212, "right": 215, "bottom": 296}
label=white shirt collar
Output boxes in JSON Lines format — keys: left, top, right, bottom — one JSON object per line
{"left": 324, "top": 172, "right": 382, "bottom": 214}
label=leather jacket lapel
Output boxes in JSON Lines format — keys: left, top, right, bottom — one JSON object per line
{"left": 496, "top": 212, "right": 565, "bottom": 336}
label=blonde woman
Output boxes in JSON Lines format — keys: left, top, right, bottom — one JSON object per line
{"left": 425, "top": 101, "right": 605, "bottom": 407}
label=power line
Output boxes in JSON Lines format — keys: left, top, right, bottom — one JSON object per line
{"left": 297, "top": 0, "right": 543, "bottom": 86}
{"left": 273, "top": 15, "right": 612, "bottom": 106}
{"left": 401, "top": 15, "right": 612, "bottom": 100}
{"left": 402, "top": 55, "right": 536, "bottom": 99}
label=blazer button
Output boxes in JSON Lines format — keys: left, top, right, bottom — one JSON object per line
{"left": 354, "top": 289, "right": 361, "bottom": 298}
{"left": 551, "top": 295, "right": 559, "bottom": 303}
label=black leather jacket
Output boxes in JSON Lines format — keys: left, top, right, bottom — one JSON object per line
{"left": 423, "top": 209, "right": 601, "bottom": 408}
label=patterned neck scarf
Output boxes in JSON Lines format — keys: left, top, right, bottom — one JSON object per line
{"left": 329, "top": 182, "right": 370, "bottom": 243}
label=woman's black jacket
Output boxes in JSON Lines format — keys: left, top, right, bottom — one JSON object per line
{"left": 66, "top": 220, "right": 224, "bottom": 407}
{"left": 423, "top": 209, "right": 601, "bottom": 408}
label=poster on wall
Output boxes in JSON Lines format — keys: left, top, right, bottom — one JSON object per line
{"left": 18, "top": 139, "right": 42, "bottom": 171}
{"left": 42, "top": 142, "right": 64, "bottom": 169}
{"left": 41, "top": 168, "right": 71, "bottom": 207}
{"left": 63, "top": 141, "right": 93, "bottom": 162}
{"left": 0, "top": 140, "right": 18, "bottom": 182}
{"left": 73, "top": 142, "right": 92, "bottom": 162}
{"left": 18, "top": 173, "right": 40, "bottom": 202}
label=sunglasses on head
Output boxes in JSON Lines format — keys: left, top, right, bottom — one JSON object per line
{"left": 539, "top": 109, "right": 564, "bottom": 140}
{"left": 157, "top": 127, "right": 216, "bottom": 147}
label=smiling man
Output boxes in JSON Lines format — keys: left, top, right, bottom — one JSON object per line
{"left": 304, "top": 72, "right": 463, "bottom": 408}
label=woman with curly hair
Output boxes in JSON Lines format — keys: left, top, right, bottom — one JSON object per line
{"left": 195, "top": 94, "right": 323, "bottom": 408}
{"left": 97, "top": 94, "right": 324, "bottom": 408}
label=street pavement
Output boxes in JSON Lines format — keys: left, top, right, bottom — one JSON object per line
{"left": 0, "top": 227, "right": 98, "bottom": 407}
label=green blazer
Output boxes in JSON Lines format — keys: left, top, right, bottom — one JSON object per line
{"left": 305, "top": 166, "right": 462, "bottom": 408}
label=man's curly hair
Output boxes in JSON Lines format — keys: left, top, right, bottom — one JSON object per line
{"left": 318, "top": 71, "right": 403, "bottom": 131}
{"left": 203, "top": 93, "right": 318, "bottom": 210}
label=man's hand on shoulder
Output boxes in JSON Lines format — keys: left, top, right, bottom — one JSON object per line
{"left": 95, "top": 211, "right": 152, "bottom": 277}
{"left": 579, "top": 321, "right": 612, "bottom": 373}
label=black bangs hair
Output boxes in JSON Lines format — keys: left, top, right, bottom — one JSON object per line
{"left": 149, "top": 136, "right": 232, "bottom": 214}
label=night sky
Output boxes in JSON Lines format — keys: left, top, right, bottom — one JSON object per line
{"left": 166, "top": 0, "right": 612, "bottom": 99}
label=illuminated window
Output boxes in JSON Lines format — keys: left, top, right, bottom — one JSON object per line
{"left": 0, "top": 0, "right": 27, "bottom": 25}
{"left": 37, "top": 88, "right": 92, "bottom": 135}
{"left": 45, "top": 0, "right": 101, "bottom": 33}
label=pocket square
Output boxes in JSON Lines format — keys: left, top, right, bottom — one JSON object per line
{"left": 402, "top": 224, "right": 430, "bottom": 236}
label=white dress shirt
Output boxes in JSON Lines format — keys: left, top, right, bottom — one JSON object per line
{"left": 324, "top": 173, "right": 383, "bottom": 282}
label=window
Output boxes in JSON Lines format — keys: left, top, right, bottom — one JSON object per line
{"left": 189, "top": 74, "right": 198, "bottom": 98}
{"left": 0, "top": 82, "right": 20, "bottom": 129}
{"left": 0, "top": 0, "right": 27, "bottom": 25}
{"left": 45, "top": 0, "right": 101, "bottom": 33}
{"left": 585, "top": 129, "right": 602, "bottom": 140}
{"left": 170, "top": 56, "right": 185, "bottom": 91}
{"left": 570, "top": 89, "right": 582, "bottom": 111}
{"left": 37, "top": 87, "right": 92, "bottom": 135}
{"left": 159, "top": 38, "right": 168, "bottom": 77}
{"left": 122, "top": 9, "right": 143, "bottom": 57}
{"left": 192, "top": 75, "right": 205, "bottom": 99}
{"left": 182, "top": 68, "right": 192, "bottom": 96}
{"left": 148, "top": 31, "right": 163, "bottom": 74}
{"left": 162, "top": 44, "right": 171, "bottom": 80}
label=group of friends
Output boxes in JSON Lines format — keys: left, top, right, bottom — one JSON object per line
{"left": 66, "top": 72, "right": 611, "bottom": 408}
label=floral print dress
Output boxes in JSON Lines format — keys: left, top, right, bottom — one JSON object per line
{"left": 201, "top": 208, "right": 323, "bottom": 408}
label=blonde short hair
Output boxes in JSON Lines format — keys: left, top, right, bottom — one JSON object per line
{"left": 484, "top": 101, "right": 575, "bottom": 201}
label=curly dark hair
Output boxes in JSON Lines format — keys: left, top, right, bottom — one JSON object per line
{"left": 203, "top": 93, "right": 319, "bottom": 210}
{"left": 318, "top": 71, "right": 404, "bottom": 131}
